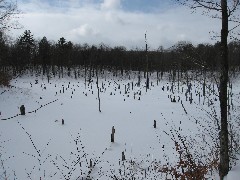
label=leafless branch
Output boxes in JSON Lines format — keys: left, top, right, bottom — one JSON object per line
{"left": 228, "top": 0, "right": 240, "bottom": 16}
{"left": 0, "top": 0, "right": 20, "bottom": 30}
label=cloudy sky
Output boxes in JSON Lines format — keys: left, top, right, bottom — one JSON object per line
{"left": 11, "top": 0, "right": 222, "bottom": 49}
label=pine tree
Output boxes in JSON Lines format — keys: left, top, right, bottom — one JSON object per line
{"left": 39, "top": 36, "right": 51, "bottom": 74}
{"left": 17, "top": 30, "right": 35, "bottom": 65}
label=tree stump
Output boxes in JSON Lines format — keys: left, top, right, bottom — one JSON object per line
{"left": 172, "top": 96, "right": 176, "bottom": 102}
{"left": 111, "top": 133, "right": 114, "bottom": 142}
{"left": 112, "top": 126, "right": 115, "bottom": 134}
{"left": 153, "top": 120, "right": 156, "bottom": 128}
{"left": 20, "top": 105, "right": 25, "bottom": 115}
{"left": 111, "top": 126, "right": 115, "bottom": 142}
{"left": 122, "top": 151, "right": 125, "bottom": 161}
{"left": 90, "top": 159, "right": 93, "bottom": 168}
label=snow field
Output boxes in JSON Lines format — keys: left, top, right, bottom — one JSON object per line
{"left": 0, "top": 70, "right": 239, "bottom": 179}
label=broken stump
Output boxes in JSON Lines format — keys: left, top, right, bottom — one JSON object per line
{"left": 111, "top": 133, "right": 114, "bottom": 142}
{"left": 20, "top": 105, "right": 25, "bottom": 115}
{"left": 122, "top": 151, "right": 125, "bottom": 161}
{"left": 112, "top": 126, "right": 115, "bottom": 134}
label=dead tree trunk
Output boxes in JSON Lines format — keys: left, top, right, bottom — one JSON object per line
{"left": 219, "top": 0, "right": 229, "bottom": 179}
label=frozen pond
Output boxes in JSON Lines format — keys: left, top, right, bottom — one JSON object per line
{"left": 0, "top": 69, "right": 239, "bottom": 179}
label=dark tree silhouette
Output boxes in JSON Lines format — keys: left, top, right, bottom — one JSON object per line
{"left": 38, "top": 36, "right": 51, "bottom": 74}
{"left": 16, "top": 30, "right": 35, "bottom": 65}
{"left": 0, "top": 31, "right": 8, "bottom": 65}
{"left": 0, "top": 0, "right": 20, "bottom": 85}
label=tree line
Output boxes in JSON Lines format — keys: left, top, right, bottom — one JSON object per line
{"left": 0, "top": 30, "right": 240, "bottom": 73}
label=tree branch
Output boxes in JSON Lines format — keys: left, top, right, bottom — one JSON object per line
{"left": 193, "top": 0, "right": 222, "bottom": 11}
{"left": 228, "top": 0, "right": 240, "bottom": 16}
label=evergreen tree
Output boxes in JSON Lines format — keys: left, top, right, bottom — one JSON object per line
{"left": 17, "top": 30, "right": 35, "bottom": 65}
{"left": 56, "top": 37, "right": 73, "bottom": 66}
{"left": 57, "top": 37, "right": 66, "bottom": 66}
{"left": 38, "top": 36, "right": 51, "bottom": 74}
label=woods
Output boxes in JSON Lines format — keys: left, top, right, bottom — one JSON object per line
{"left": 0, "top": 31, "right": 240, "bottom": 73}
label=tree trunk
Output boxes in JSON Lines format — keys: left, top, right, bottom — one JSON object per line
{"left": 219, "top": 0, "right": 229, "bottom": 179}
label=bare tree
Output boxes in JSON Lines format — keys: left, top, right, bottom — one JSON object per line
{"left": 175, "top": 0, "right": 240, "bottom": 179}
{"left": 0, "top": 0, "right": 19, "bottom": 31}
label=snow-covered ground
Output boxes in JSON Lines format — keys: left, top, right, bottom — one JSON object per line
{"left": 0, "top": 70, "right": 239, "bottom": 179}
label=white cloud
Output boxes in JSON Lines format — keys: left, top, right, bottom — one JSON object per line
{"left": 101, "top": 0, "right": 122, "bottom": 10}
{"left": 11, "top": 1, "right": 222, "bottom": 49}
{"left": 70, "top": 24, "right": 98, "bottom": 37}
